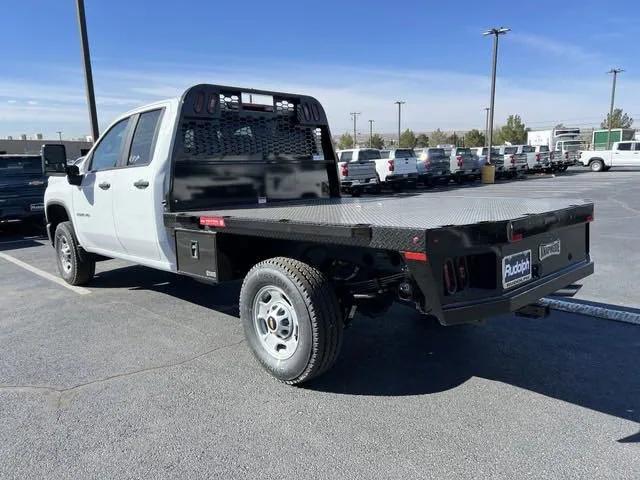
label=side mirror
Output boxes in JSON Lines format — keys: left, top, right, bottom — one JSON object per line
{"left": 41, "top": 144, "right": 68, "bottom": 176}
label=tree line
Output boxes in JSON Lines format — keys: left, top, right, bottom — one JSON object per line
{"left": 336, "top": 109, "right": 634, "bottom": 150}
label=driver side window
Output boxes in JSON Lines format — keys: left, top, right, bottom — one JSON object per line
{"left": 90, "top": 118, "right": 130, "bottom": 171}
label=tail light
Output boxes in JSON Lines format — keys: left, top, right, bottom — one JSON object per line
{"left": 424, "top": 160, "right": 431, "bottom": 168}
{"left": 510, "top": 155, "right": 516, "bottom": 164}
{"left": 388, "top": 159, "right": 395, "bottom": 172}
{"left": 340, "top": 163, "right": 348, "bottom": 177}
{"left": 565, "top": 152, "right": 569, "bottom": 159}
{"left": 456, "top": 155, "right": 463, "bottom": 167}
{"left": 535, "top": 153, "right": 541, "bottom": 162}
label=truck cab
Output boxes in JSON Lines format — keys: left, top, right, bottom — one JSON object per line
{"left": 579, "top": 141, "right": 640, "bottom": 172}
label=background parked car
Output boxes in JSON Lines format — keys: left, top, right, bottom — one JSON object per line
{"left": 471, "top": 147, "right": 505, "bottom": 176}
{"left": 515, "top": 144, "right": 549, "bottom": 173}
{"left": 495, "top": 145, "right": 528, "bottom": 178}
{"left": 378, "top": 149, "right": 418, "bottom": 188}
{"left": 445, "top": 147, "right": 477, "bottom": 183}
{"left": 579, "top": 140, "right": 640, "bottom": 172}
{"left": 336, "top": 149, "right": 380, "bottom": 195}
{"left": 414, "top": 147, "right": 451, "bottom": 185}
{"left": 0, "top": 154, "right": 47, "bottom": 225}
{"left": 533, "top": 145, "right": 553, "bottom": 172}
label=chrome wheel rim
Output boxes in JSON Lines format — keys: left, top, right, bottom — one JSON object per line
{"left": 58, "top": 236, "right": 73, "bottom": 273}
{"left": 252, "top": 286, "right": 299, "bottom": 360}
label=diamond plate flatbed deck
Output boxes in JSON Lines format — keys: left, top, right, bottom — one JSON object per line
{"left": 165, "top": 193, "right": 594, "bottom": 251}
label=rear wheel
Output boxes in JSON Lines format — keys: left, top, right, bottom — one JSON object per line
{"left": 240, "top": 257, "right": 344, "bottom": 385}
{"left": 54, "top": 221, "right": 95, "bottom": 285}
{"left": 590, "top": 159, "right": 604, "bottom": 172}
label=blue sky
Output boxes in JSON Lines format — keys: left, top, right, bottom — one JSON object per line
{"left": 1, "top": 0, "right": 638, "bottom": 139}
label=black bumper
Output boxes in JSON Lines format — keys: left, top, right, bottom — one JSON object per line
{"left": 440, "top": 258, "right": 594, "bottom": 325}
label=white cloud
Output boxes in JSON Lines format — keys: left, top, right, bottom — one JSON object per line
{"left": 510, "top": 33, "right": 601, "bottom": 64}
{"left": 0, "top": 59, "right": 638, "bottom": 139}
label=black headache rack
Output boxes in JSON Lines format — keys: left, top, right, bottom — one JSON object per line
{"left": 167, "top": 84, "right": 341, "bottom": 212}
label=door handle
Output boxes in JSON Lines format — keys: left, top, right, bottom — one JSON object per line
{"left": 133, "top": 180, "right": 149, "bottom": 189}
{"left": 98, "top": 182, "right": 111, "bottom": 190}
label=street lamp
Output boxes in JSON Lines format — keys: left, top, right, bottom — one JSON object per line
{"left": 56, "top": 131, "right": 63, "bottom": 141}
{"left": 75, "top": 0, "right": 99, "bottom": 141}
{"left": 395, "top": 101, "right": 405, "bottom": 147}
{"left": 350, "top": 112, "right": 361, "bottom": 148}
{"left": 606, "top": 68, "right": 624, "bottom": 149}
{"left": 483, "top": 27, "right": 510, "bottom": 167}
{"left": 484, "top": 107, "right": 490, "bottom": 147}
{"left": 368, "top": 119, "right": 375, "bottom": 147}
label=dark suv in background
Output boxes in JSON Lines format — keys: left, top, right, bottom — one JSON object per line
{"left": 0, "top": 154, "right": 47, "bottom": 225}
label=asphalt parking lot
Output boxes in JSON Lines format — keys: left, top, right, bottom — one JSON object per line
{"left": 1, "top": 168, "right": 639, "bottom": 479}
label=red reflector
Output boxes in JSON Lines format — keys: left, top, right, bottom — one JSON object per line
{"left": 511, "top": 232, "right": 523, "bottom": 242}
{"left": 402, "top": 251, "right": 428, "bottom": 262}
{"left": 586, "top": 214, "right": 594, "bottom": 222}
{"left": 199, "top": 216, "right": 226, "bottom": 227}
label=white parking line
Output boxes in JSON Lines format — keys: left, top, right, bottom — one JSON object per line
{"left": 0, "top": 251, "right": 91, "bottom": 295}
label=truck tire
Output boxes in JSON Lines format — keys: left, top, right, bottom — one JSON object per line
{"left": 590, "top": 159, "right": 604, "bottom": 172}
{"left": 240, "top": 257, "right": 343, "bottom": 385}
{"left": 54, "top": 221, "right": 95, "bottom": 286}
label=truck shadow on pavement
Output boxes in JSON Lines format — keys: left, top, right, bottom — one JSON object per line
{"left": 90, "top": 264, "right": 639, "bottom": 442}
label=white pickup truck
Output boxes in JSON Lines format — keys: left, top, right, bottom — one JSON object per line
{"left": 41, "top": 84, "right": 595, "bottom": 385}
{"left": 579, "top": 141, "right": 640, "bottom": 172}
{"left": 336, "top": 149, "right": 379, "bottom": 195}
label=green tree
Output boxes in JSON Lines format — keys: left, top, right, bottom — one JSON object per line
{"left": 497, "top": 115, "right": 527, "bottom": 144}
{"left": 369, "top": 133, "right": 385, "bottom": 149}
{"left": 337, "top": 132, "right": 354, "bottom": 150}
{"left": 429, "top": 128, "right": 448, "bottom": 146}
{"left": 415, "top": 133, "right": 429, "bottom": 148}
{"left": 601, "top": 108, "right": 633, "bottom": 129}
{"left": 399, "top": 129, "right": 417, "bottom": 148}
{"left": 446, "top": 132, "right": 459, "bottom": 146}
{"left": 464, "top": 129, "right": 485, "bottom": 147}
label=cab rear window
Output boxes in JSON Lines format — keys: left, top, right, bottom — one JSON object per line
{"left": 0, "top": 157, "right": 42, "bottom": 175}
{"left": 521, "top": 146, "right": 534, "bottom": 153}
{"left": 504, "top": 147, "right": 517, "bottom": 154}
{"left": 394, "top": 149, "right": 415, "bottom": 157}
{"left": 359, "top": 149, "right": 382, "bottom": 160}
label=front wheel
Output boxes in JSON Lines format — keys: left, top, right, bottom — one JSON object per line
{"left": 240, "top": 257, "right": 344, "bottom": 385}
{"left": 54, "top": 221, "right": 95, "bottom": 285}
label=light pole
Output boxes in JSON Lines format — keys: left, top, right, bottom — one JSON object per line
{"left": 483, "top": 27, "right": 510, "bottom": 165}
{"left": 395, "top": 101, "right": 405, "bottom": 146}
{"left": 56, "top": 131, "right": 63, "bottom": 141}
{"left": 484, "top": 107, "right": 490, "bottom": 147}
{"left": 350, "top": 112, "right": 361, "bottom": 148}
{"left": 606, "top": 68, "right": 623, "bottom": 149}
{"left": 75, "top": 0, "right": 99, "bottom": 141}
{"left": 368, "top": 119, "right": 375, "bottom": 147}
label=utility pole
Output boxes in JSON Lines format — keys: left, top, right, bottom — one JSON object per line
{"left": 607, "top": 68, "right": 624, "bottom": 149}
{"left": 483, "top": 27, "right": 510, "bottom": 165}
{"left": 75, "top": 0, "right": 99, "bottom": 141}
{"left": 484, "top": 107, "right": 490, "bottom": 147}
{"left": 368, "top": 119, "right": 375, "bottom": 147}
{"left": 56, "top": 131, "right": 63, "bottom": 141}
{"left": 350, "top": 112, "right": 361, "bottom": 148}
{"left": 394, "top": 101, "right": 405, "bottom": 147}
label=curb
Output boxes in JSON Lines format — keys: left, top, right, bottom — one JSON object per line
{"left": 540, "top": 298, "right": 640, "bottom": 326}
